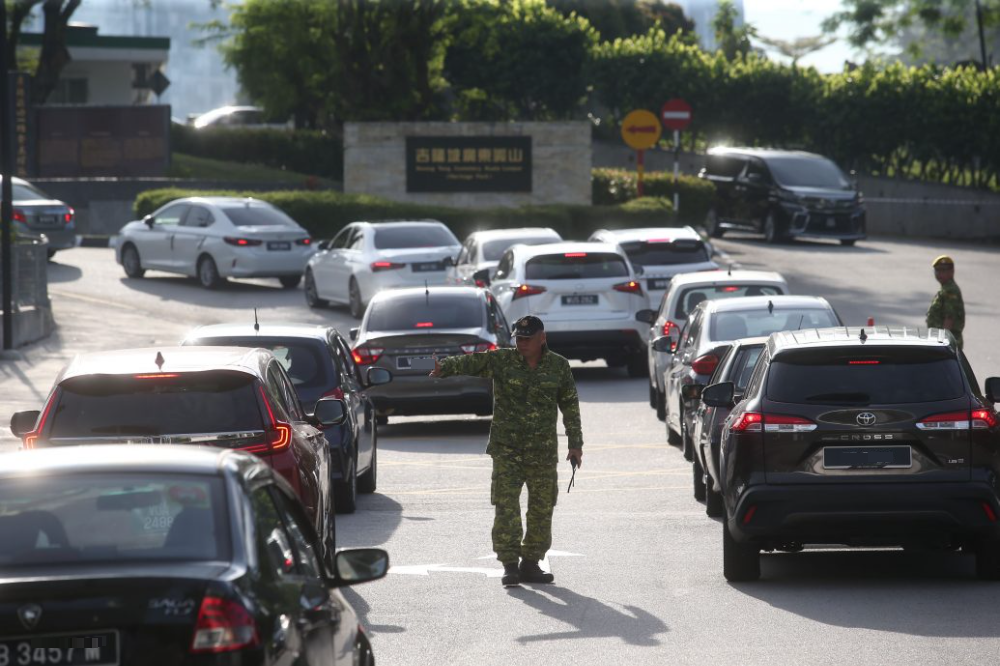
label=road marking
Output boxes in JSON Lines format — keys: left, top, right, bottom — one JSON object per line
{"left": 391, "top": 551, "right": 583, "bottom": 578}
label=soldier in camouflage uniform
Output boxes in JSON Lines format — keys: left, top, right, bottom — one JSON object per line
{"left": 926, "top": 255, "right": 965, "bottom": 350}
{"left": 431, "top": 315, "right": 583, "bottom": 587}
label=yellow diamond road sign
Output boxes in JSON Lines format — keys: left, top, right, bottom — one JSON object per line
{"left": 621, "top": 109, "right": 662, "bottom": 150}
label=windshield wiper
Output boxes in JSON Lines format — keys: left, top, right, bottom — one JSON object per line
{"left": 804, "top": 392, "right": 871, "bottom": 404}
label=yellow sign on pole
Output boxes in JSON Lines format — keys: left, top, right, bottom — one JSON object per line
{"left": 620, "top": 109, "right": 662, "bottom": 150}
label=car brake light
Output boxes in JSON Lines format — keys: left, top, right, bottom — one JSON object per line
{"left": 513, "top": 284, "right": 546, "bottom": 300}
{"left": 134, "top": 373, "right": 180, "bottom": 379}
{"left": 12, "top": 208, "right": 26, "bottom": 223}
{"left": 371, "top": 261, "right": 404, "bottom": 272}
{"left": 564, "top": 252, "right": 587, "bottom": 257}
{"left": 613, "top": 280, "right": 643, "bottom": 296}
{"left": 415, "top": 322, "right": 434, "bottom": 328}
{"left": 65, "top": 207, "right": 75, "bottom": 224}
{"left": 972, "top": 409, "right": 998, "bottom": 429}
{"left": 718, "top": 286, "right": 740, "bottom": 292}
{"left": 849, "top": 360, "right": 880, "bottom": 365}
{"left": 460, "top": 342, "right": 497, "bottom": 354}
{"left": 23, "top": 393, "right": 57, "bottom": 449}
{"left": 474, "top": 279, "right": 487, "bottom": 288}
{"left": 223, "top": 237, "right": 263, "bottom": 247}
{"left": 646, "top": 238, "right": 673, "bottom": 243}
{"left": 691, "top": 354, "right": 719, "bottom": 376}
{"left": 731, "top": 412, "right": 763, "bottom": 432}
{"left": 241, "top": 387, "right": 292, "bottom": 455}
{"left": 352, "top": 346, "right": 384, "bottom": 366}
{"left": 917, "top": 411, "right": 972, "bottom": 431}
{"left": 189, "top": 595, "right": 259, "bottom": 654}
{"left": 763, "top": 414, "right": 818, "bottom": 433}
{"left": 295, "top": 238, "right": 312, "bottom": 246}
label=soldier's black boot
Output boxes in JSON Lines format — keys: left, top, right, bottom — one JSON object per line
{"left": 519, "top": 559, "right": 554, "bottom": 584}
{"left": 501, "top": 562, "right": 521, "bottom": 587}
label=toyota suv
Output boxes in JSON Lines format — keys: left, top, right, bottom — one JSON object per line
{"left": 702, "top": 327, "right": 1000, "bottom": 581}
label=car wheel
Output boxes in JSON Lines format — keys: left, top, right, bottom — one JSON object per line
{"left": 46, "top": 248, "right": 57, "bottom": 260}
{"left": 376, "top": 414, "right": 388, "bottom": 427}
{"left": 648, "top": 383, "right": 656, "bottom": 408}
{"left": 656, "top": 386, "right": 666, "bottom": 422}
{"left": 840, "top": 239, "right": 857, "bottom": 247}
{"left": 197, "top": 255, "right": 223, "bottom": 289}
{"left": 693, "top": 455, "right": 706, "bottom": 502}
{"left": 626, "top": 353, "right": 647, "bottom": 378}
{"left": 976, "top": 540, "right": 1000, "bottom": 580}
{"left": 121, "top": 244, "right": 145, "bottom": 278}
{"left": 666, "top": 418, "right": 682, "bottom": 447}
{"left": 279, "top": 275, "right": 301, "bottom": 289}
{"left": 723, "top": 520, "right": 760, "bottom": 582}
{"left": 349, "top": 278, "right": 365, "bottom": 319}
{"left": 334, "top": 452, "right": 358, "bottom": 514}
{"left": 706, "top": 209, "right": 724, "bottom": 238}
{"left": 355, "top": 630, "right": 375, "bottom": 666}
{"left": 304, "top": 270, "right": 327, "bottom": 308}
{"left": 706, "top": 484, "right": 724, "bottom": 517}
{"left": 358, "top": 439, "right": 377, "bottom": 494}
{"left": 763, "top": 212, "right": 782, "bottom": 244}
{"left": 681, "top": 415, "right": 694, "bottom": 461}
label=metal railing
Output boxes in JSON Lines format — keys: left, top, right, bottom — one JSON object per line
{"left": 0, "top": 236, "right": 50, "bottom": 312}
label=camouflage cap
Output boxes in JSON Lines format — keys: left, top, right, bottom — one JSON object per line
{"left": 932, "top": 255, "right": 955, "bottom": 268}
{"left": 513, "top": 315, "right": 544, "bottom": 337}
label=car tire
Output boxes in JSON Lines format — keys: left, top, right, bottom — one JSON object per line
{"left": 706, "top": 209, "right": 724, "bottom": 238}
{"left": 763, "top": 211, "right": 783, "bottom": 244}
{"left": 334, "top": 452, "right": 358, "bottom": 514}
{"left": 304, "top": 270, "right": 327, "bottom": 308}
{"left": 681, "top": 415, "right": 694, "bottom": 461}
{"left": 975, "top": 540, "right": 1000, "bottom": 580}
{"left": 656, "top": 386, "right": 667, "bottom": 422}
{"left": 840, "top": 239, "right": 857, "bottom": 247}
{"left": 706, "top": 484, "right": 724, "bottom": 517}
{"left": 197, "top": 255, "right": 223, "bottom": 289}
{"left": 667, "top": 419, "right": 682, "bottom": 447}
{"left": 349, "top": 278, "right": 365, "bottom": 319}
{"left": 358, "top": 439, "right": 377, "bottom": 494}
{"left": 121, "top": 244, "right": 145, "bottom": 278}
{"left": 376, "top": 414, "right": 388, "bottom": 427}
{"left": 649, "top": 383, "right": 656, "bottom": 408}
{"left": 626, "top": 353, "right": 647, "bottom": 378}
{"left": 355, "top": 630, "right": 375, "bottom": 666}
{"left": 46, "top": 248, "right": 57, "bottom": 260}
{"left": 693, "top": 455, "right": 706, "bottom": 502}
{"left": 279, "top": 275, "right": 301, "bottom": 289}
{"left": 723, "top": 520, "right": 760, "bottom": 582}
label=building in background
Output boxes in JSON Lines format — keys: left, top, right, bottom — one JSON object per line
{"left": 679, "top": 0, "right": 745, "bottom": 53}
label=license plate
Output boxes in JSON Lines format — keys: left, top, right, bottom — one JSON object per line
{"left": 412, "top": 261, "right": 444, "bottom": 272}
{"left": 37, "top": 215, "right": 59, "bottom": 226}
{"left": 648, "top": 278, "right": 671, "bottom": 290}
{"left": 823, "top": 445, "right": 912, "bottom": 470}
{"left": 267, "top": 241, "right": 291, "bottom": 251}
{"left": 562, "top": 295, "right": 598, "bottom": 306}
{"left": 397, "top": 356, "right": 440, "bottom": 371}
{"left": 0, "top": 630, "right": 119, "bottom": 666}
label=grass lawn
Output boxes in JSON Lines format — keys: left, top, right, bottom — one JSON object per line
{"left": 168, "top": 153, "right": 341, "bottom": 190}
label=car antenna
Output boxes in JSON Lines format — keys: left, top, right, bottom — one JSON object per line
{"left": 425, "top": 280, "right": 429, "bottom": 306}
{"left": 767, "top": 300, "right": 774, "bottom": 315}
{"left": 155, "top": 351, "right": 165, "bottom": 371}
{"left": 859, "top": 328, "right": 868, "bottom": 344}
{"left": 727, "top": 264, "right": 732, "bottom": 276}
{"left": 254, "top": 308, "right": 260, "bottom": 334}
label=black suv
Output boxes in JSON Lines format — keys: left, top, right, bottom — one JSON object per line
{"left": 700, "top": 148, "right": 866, "bottom": 245}
{"left": 702, "top": 327, "right": 1000, "bottom": 581}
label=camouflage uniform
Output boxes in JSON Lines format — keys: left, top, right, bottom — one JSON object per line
{"left": 438, "top": 347, "right": 583, "bottom": 563}
{"left": 926, "top": 279, "right": 965, "bottom": 350}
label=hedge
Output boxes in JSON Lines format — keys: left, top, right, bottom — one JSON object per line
{"left": 134, "top": 189, "right": 677, "bottom": 241}
{"left": 592, "top": 168, "right": 715, "bottom": 223}
{"left": 170, "top": 124, "right": 344, "bottom": 182}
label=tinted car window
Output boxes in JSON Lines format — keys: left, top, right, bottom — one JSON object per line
{"left": 49, "top": 372, "right": 263, "bottom": 437}
{"left": 12, "top": 182, "right": 51, "bottom": 200}
{"left": 271, "top": 489, "right": 322, "bottom": 578}
{"left": 709, "top": 308, "right": 840, "bottom": 341}
{"left": 482, "top": 236, "right": 557, "bottom": 261}
{"left": 373, "top": 225, "right": 456, "bottom": 249}
{"left": 0, "top": 474, "right": 229, "bottom": 567}
{"left": 732, "top": 346, "right": 765, "bottom": 390}
{"left": 251, "top": 485, "right": 297, "bottom": 578}
{"left": 764, "top": 156, "right": 851, "bottom": 190}
{"left": 766, "top": 348, "right": 966, "bottom": 405}
{"left": 190, "top": 337, "right": 334, "bottom": 391}
{"left": 222, "top": 205, "right": 298, "bottom": 227}
{"left": 705, "top": 155, "right": 746, "bottom": 178}
{"left": 367, "top": 294, "right": 484, "bottom": 330}
{"left": 494, "top": 251, "right": 514, "bottom": 280}
{"left": 525, "top": 253, "right": 629, "bottom": 280}
{"left": 619, "top": 239, "right": 709, "bottom": 266}
{"left": 674, "top": 284, "right": 783, "bottom": 320}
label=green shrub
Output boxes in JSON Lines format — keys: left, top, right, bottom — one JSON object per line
{"left": 592, "top": 168, "right": 714, "bottom": 223}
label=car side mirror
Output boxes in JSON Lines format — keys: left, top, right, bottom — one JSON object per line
{"left": 681, "top": 384, "right": 703, "bottom": 402}
{"left": 10, "top": 410, "right": 40, "bottom": 438}
{"left": 330, "top": 548, "right": 389, "bottom": 587}
{"left": 143, "top": 215, "right": 155, "bottom": 229}
{"left": 651, "top": 336, "right": 674, "bottom": 353}
{"left": 472, "top": 268, "right": 491, "bottom": 287}
{"left": 366, "top": 367, "right": 392, "bottom": 387}
{"left": 313, "top": 398, "right": 347, "bottom": 427}
{"left": 986, "top": 377, "right": 1000, "bottom": 403}
{"left": 701, "top": 382, "right": 735, "bottom": 408}
{"left": 636, "top": 309, "right": 656, "bottom": 325}
{"left": 349, "top": 327, "right": 359, "bottom": 341}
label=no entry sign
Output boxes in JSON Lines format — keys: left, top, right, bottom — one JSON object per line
{"left": 661, "top": 98, "right": 692, "bottom": 131}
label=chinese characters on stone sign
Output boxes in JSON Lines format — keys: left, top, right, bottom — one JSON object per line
{"left": 406, "top": 136, "right": 532, "bottom": 193}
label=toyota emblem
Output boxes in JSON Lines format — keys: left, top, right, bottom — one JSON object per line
{"left": 17, "top": 604, "right": 42, "bottom": 630}
{"left": 856, "top": 412, "right": 877, "bottom": 426}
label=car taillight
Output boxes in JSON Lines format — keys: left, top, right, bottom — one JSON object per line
{"left": 613, "top": 280, "right": 644, "bottom": 296}
{"left": 917, "top": 411, "right": 973, "bottom": 431}
{"left": 223, "top": 237, "right": 263, "bottom": 247}
{"left": 415, "top": 322, "right": 434, "bottom": 328}
{"left": 189, "top": 596, "right": 259, "bottom": 654}
{"left": 972, "top": 409, "right": 998, "bottom": 429}
{"left": 295, "top": 238, "right": 312, "bottom": 246}
{"left": 730, "top": 412, "right": 763, "bottom": 432}
{"left": 460, "top": 342, "right": 497, "bottom": 354}
{"left": 241, "top": 387, "right": 292, "bottom": 455}
{"left": 691, "top": 353, "right": 719, "bottom": 376}
{"left": 65, "top": 207, "right": 75, "bottom": 224}
{"left": 763, "top": 414, "right": 818, "bottom": 433}
{"left": 352, "top": 346, "right": 384, "bottom": 365}
{"left": 12, "top": 208, "right": 26, "bottom": 223}
{"left": 23, "top": 393, "right": 57, "bottom": 449}
{"left": 512, "top": 284, "right": 546, "bottom": 300}
{"left": 371, "top": 261, "right": 404, "bottom": 272}
{"left": 474, "top": 279, "right": 487, "bottom": 288}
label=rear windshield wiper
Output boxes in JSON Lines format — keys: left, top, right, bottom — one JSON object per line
{"left": 803, "top": 392, "right": 871, "bottom": 405}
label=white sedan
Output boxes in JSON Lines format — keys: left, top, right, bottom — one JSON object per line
{"left": 116, "top": 197, "right": 315, "bottom": 289}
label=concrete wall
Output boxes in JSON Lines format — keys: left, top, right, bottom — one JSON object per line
{"left": 344, "top": 122, "right": 591, "bottom": 208}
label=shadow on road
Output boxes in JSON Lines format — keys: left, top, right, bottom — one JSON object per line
{"left": 46, "top": 261, "right": 83, "bottom": 283}
{"left": 509, "top": 585, "right": 668, "bottom": 646}
{"left": 118, "top": 274, "right": 319, "bottom": 310}
{"left": 340, "top": 587, "right": 405, "bottom": 637}
{"left": 717, "top": 233, "right": 889, "bottom": 255}
{"left": 377, "top": 418, "right": 491, "bottom": 455}
{"left": 734, "top": 549, "right": 998, "bottom": 637}
{"left": 337, "top": 493, "right": 404, "bottom": 549}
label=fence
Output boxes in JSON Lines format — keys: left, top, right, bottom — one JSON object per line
{"left": 0, "top": 237, "right": 53, "bottom": 349}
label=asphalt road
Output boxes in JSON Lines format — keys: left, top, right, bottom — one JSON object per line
{"left": 1, "top": 235, "right": 998, "bottom": 665}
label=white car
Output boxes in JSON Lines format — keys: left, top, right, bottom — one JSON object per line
{"left": 487, "top": 241, "right": 649, "bottom": 376}
{"left": 189, "top": 105, "right": 291, "bottom": 130}
{"left": 588, "top": 226, "right": 719, "bottom": 308}
{"left": 448, "top": 227, "right": 562, "bottom": 286}
{"left": 305, "top": 220, "right": 461, "bottom": 319}
{"left": 116, "top": 197, "right": 314, "bottom": 289}
{"left": 643, "top": 269, "right": 789, "bottom": 420}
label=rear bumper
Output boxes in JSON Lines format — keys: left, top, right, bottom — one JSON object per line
{"left": 728, "top": 481, "right": 1000, "bottom": 546}
{"left": 224, "top": 249, "right": 312, "bottom": 277}
{"left": 367, "top": 375, "right": 492, "bottom": 416}
{"left": 545, "top": 329, "right": 645, "bottom": 361}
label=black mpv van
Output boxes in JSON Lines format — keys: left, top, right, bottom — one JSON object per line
{"left": 700, "top": 148, "right": 866, "bottom": 246}
{"left": 702, "top": 327, "right": 1000, "bottom": 581}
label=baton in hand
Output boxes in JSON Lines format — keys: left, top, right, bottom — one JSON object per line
{"left": 567, "top": 458, "right": 578, "bottom": 493}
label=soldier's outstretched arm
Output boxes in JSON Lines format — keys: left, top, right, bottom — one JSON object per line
{"left": 557, "top": 362, "right": 584, "bottom": 453}
{"left": 432, "top": 349, "right": 495, "bottom": 379}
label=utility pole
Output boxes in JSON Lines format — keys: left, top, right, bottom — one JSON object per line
{"left": 0, "top": 1, "right": 14, "bottom": 352}
{"left": 975, "top": 0, "right": 989, "bottom": 70}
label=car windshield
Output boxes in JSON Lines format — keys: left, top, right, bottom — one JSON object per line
{"left": 767, "top": 348, "right": 965, "bottom": 405}
{"left": 187, "top": 338, "right": 333, "bottom": 390}
{"left": 674, "top": 284, "right": 784, "bottom": 320}
{"left": 709, "top": 308, "right": 840, "bottom": 341}
{"left": 525, "top": 253, "right": 629, "bottom": 280}
{"left": 482, "top": 236, "right": 558, "bottom": 261}
{"left": 0, "top": 473, "right": 230, "bottom": 567}
{"left": 49, "top": 371, "right": 264, "bottom": 438}
{"left": 765, "top": 156, "right": 851, "bottom": 190}
{"left": 374, "top": 225, "right": 457, "bottom": 249}
{"left": 221, "top": 205, "right": 298, "bottom": 227}
{"left": 367, "top": 294, "right": 483, "bottom": 330}
{"left": 619, "top": 239, "right": 709, "bottom": 266}
{"left": 11, "top": 182, "right": 51, "bottom": 200}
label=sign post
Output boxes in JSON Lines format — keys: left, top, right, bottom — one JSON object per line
{"left": 660, "top": 98, "right": 692, "bottom": 214}
{"left": 620, "top": 109, "right": 662, "bottom": 197}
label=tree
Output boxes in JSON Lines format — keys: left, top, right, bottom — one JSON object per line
{"left": 5, "top": 0, "right": 82, "bottom": 104}
{"left": 755, "top": 34, "right": 837, "bottom": 67}
{"left": 545, "top": 0, "right": 695, "bottom": 42}
{"left": 712, "top": 0, "right": 755, "bottom": 60}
